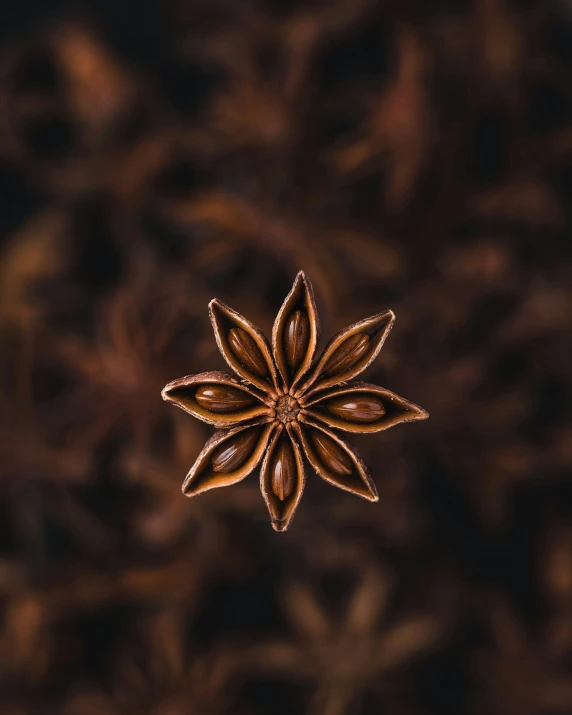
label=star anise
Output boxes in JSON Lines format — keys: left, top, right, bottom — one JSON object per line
{"left": 161, "top": 272, "right": 428, "bottom": 531}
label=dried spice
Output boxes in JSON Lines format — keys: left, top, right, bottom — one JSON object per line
{"left": 1, "top": 1, "right": 571, "bottom": 712}
{"left": 162, "top": 271, "right": 428, "bottom": 531}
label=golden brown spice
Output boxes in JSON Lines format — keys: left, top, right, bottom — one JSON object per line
{"left": 211, "top": 428, "right": 261, "bottom": 473}
{"left": 195, "top": 385, "right": 257, "bottom": 412}
{"left": 324, "top": 394, "right": 385, "bottom": 423}
{"left": 284, "top": 310, "right": 310, "bottom": 371}
{"left": 323, "top": 333, "right": 370, "bottom": 376}
{"left": 311, "top": 431, "right": 353, "bottom": 476}
{"left": 270, "top": 436, "right": 296, "bottom": 501}
{"left": 162, "top": 272, "right": 428, "bottom": 530}
{"left": 228, "top": 327, "right": 269, "bottom": 377}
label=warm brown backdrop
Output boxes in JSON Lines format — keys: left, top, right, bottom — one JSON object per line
{"left": 1, "top": 1, "right": 572, "bottom": 713}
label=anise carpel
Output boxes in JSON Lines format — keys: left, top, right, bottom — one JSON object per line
{"left": 162, "top": 272, "right": 428, "bottom": 531}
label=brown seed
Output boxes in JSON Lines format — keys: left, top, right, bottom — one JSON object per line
{"left": 195, "top": 384, "right": 256, "bottom": 413}
{"left": 211, "top": 428, "right": 260, "bottom": 473}
{"left": 324, "top": 394, "right": 385, "bottom": 423}
{"left": 270, "top": 436, "right": 296, "bottom": 501}
{"left": 228, "top": 328, "right": 269, "bottom": 377}
{"left": 323, "top": 333, "right": 370, "bottom": 377}
{"left": 311, "top": 430, "right": 353, "bottom": 476}
{"left": 284, "top": 310, "right": 310, "bottom": 371}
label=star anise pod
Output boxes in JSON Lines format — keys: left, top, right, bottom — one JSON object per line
{"left": 162, "top": 272, "right": 428, "bottom": 531}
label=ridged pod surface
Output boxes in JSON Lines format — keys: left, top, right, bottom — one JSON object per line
{"left": 163, "top": 271, "right": 428, "bottom": 531}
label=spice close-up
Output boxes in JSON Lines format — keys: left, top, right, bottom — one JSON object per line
{"left": 162, "top": 271, "right": 427, "bottom": 530}
{"left": 1, "top": 0, "right": 572, "bottom": 713}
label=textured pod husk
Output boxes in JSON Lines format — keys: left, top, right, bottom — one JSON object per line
{"left": 182, "top": 422, "right": 276, "bottom": 497}
{"left": 272, "top": 270, "right": 319, "bottom": 394}
{"left": 260, "top": 424, "right": 305, "bottom": 532}
{"left": 209, "top": 299, "right": 280, "bottom": 396}
{"left": 161, "top": 371, "right": 274, "bottom": 427}
{"left": 300, "top": 382, "right": 429, "bottom": 433}
{"left": 295, "top": 310, "right": 395, "bottom": 399}
{"left": 292, "top": 421, "right": 378, "bottom": 502}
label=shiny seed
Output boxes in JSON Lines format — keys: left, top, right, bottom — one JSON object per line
{"left": 311, "top": 430, "right": 353, "bottom": 476}
{"left": 195, "top": 384, "right": 256, "bottom": 413}
{"left": 228, "top": 328, "right": 269, "bottom": 377}
{"left": 211, "top": 428, "right": 260, "bottom": 473}
{"left": 270, "top": 436, "right": 296, "bottom": 501}
{"left": 324, "top": 394, "right": 385, "bottom": 423}
{"left": 323, "top": 333, "right": 370, "bottom": 377}
{"left": 284, "top": 310, "right": 310, "bottom": 371}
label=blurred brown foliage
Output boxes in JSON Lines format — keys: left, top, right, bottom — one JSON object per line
{"left": 1, "top": 0, "right": 572, "bottom": 713}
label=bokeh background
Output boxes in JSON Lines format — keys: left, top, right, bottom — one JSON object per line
{"left": 1, "top": 0, "right": 572, "bottom": 713}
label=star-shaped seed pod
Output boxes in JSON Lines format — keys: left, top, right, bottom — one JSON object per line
{"left": 162, "top": 272, "right": 428, "bottom": 531}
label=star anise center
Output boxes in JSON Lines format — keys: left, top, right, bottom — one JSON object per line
{"left": 275, "top": 395, "right": 300, "bottom": 423}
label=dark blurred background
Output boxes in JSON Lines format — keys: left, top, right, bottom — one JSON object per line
{"left": 1, "top": 0, "right": 572, "bottom": 713}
